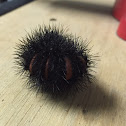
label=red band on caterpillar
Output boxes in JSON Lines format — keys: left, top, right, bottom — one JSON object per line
{"left": 64, "top": 57, "right": 72, "bottom": 80}
{"left": 29, "top": 54, "right": 37, "bottom": 74}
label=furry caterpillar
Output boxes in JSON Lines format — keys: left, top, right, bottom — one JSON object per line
{"left": 15, "top": 25, "right": 95, "bottom": 96}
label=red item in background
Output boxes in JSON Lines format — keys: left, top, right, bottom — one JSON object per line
{"left": 117, "top": 15, "right": 126, "bottom": 40}
{"left": 113, "top": 0, "right": 126, "bottom": 20}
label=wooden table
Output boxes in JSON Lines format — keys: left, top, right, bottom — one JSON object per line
{"left": 0, "top": 0, "right": 126, "bottom": 126}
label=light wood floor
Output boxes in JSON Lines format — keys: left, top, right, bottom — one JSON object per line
{"left": 0, "top": 0, "right": 126, "bottom": 126}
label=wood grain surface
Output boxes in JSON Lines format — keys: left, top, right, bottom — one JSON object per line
{"left": 0, "top": 0, "right": 126, "bottom": 126}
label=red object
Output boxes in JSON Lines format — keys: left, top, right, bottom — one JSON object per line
{"left": 117, "top": 15, "right": 126, "bottom": 40}
{"left": 113, "top": 0, "right": 126, "bottom": 20}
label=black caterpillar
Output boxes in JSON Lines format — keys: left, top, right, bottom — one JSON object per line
{"left": 15, "top": 25, "right": 95, "bottom": 96}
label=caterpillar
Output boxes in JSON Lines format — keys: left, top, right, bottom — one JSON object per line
{"left": 15, "top": 25, "right": 95, "bottom": 96}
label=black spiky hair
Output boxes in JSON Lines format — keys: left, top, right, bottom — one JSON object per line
{"left": 15, "top": 25, "right": 95, "bottom": 96}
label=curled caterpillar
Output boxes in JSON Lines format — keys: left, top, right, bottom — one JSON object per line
{"left": 15, "top": 25, "right": 95, "bottom": 96}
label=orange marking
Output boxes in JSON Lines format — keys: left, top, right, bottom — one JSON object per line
{"left": 64, "top": 57, "right": 72, "bottom": 80}
{"left": 29, "top": 54, "right": 37, "bottom": 74}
